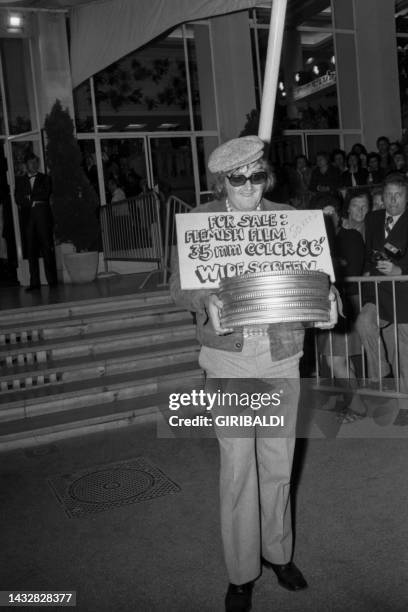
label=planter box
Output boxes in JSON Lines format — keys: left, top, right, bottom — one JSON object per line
{"left": 63, "top": 251, "right": 99, "bottom": 284}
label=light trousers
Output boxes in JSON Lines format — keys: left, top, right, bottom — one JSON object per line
{"left": 199, "top": 337, "right": 301, "bottom": 585}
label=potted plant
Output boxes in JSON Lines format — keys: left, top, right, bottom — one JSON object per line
{"left": 44, "top": 100, "right": 101, "bottom": 283}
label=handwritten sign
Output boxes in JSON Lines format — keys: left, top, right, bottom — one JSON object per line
{"left": 176, "top": 209, "right": 335, "bottom": 289}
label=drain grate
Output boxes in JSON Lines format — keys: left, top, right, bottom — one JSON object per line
{"left": 47, "top": 456, "right": 180, "bottom": 518}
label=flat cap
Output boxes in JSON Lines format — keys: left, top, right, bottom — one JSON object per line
{"left": 208, "top": 135, "right": 264, "bottom": 174}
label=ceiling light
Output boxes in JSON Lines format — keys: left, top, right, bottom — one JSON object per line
{"left": 125, "top": 123, "right": 147, "bottom": 129}
{"left": 306, "top": 57, "right": 314, "bottom": 65}
{"left": 157, "top": 123, "right": 179, "bottom": 129}
{"left": 7, "top": 13, "right": 23, "bottom": 33}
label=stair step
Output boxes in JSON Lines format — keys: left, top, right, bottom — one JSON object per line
{"left": 0, "top": 361, "right": 202, "bottom": 422}
{"left": 0, "top": 321, "right": 196, "bottom": 367}
{"left": 0, "top": 288, "right": 202, "bottom": 453}
{"left": 0, "top": 339, "right": 199, "bottom": 393}
{"left": 0, "top": 304, "right": 191, "bottom": 345}
{"left": 0, "top": 290, "right": 172, "bottom": 327}
{"left": 0, "top": 392, "right": 192, "bottom": 453}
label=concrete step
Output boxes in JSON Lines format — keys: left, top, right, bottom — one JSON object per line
{"left": 0, "top": 360, "right": 202, "bottom": 424}
{"left": 0, "top": 372, "right": 204, "bottom": 453}
{"left": 0, "top": 320, "right": 196, "bottom": 368}
{"left": 0, "top": 339, "right": 199, "bottom": 393}
{"left": 0, "top": 303, "right": 191, "bottom": 345}
{"left": 0, "top": 288, "right": 201, "bottom": 453}
{"left": 0, "top": 290, "right": 172, "bottom": 327}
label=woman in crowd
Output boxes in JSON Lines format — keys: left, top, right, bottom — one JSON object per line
{"left": 341, "top": 152, "right": 369, "bottom": 188}
{"left": 309, "top": 151, "right": 342, "bottom": 206}
{"left": 367, "top": 152, "right": 384, "bottom": 185}
{"left": 351, "top": 142, "right": 368, "bottom": 168}
{"left": 170, "top": 135, "right": 337, "bottom": 612}
{"left": 318, "top": 193, "right": 370, "bottom": 421}
{"left": 332, "top": 148, "right": 346, "bottom": 174}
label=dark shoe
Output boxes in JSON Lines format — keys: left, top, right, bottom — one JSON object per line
{"left": 225, "top": 581, "right": 254, "bottom": 612}
{"left": 25, "top": 285, "right": 41, "bottom": 292}
{"left": 263, "top": 560, "right": 308, "bottom": 591}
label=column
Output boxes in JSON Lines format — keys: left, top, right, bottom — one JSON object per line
{"left": 343, "top": 0, "right": 401, "bottom": 149}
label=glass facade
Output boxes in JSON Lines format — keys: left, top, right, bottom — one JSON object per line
{"left": 250, "top": 0, "right": 358, "bottom": 164}
{"left": 73, "top": 23, "right": 218, "bottom": 206}
{"left": 396, "top": 0, "right": 408, "bottom": 131}
{"left": 0, "top": 0, "right": 404, "bottom": 277}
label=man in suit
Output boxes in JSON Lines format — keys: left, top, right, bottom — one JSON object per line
{"left": 356, "top": 173, "right": 408, "bottom": 397}
{"left": 14, "top": 153, "right": 58, "bottom": 291}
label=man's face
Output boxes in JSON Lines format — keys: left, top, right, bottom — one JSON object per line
{"left": 372, "top": 194, "right": 384, "bottom": 211}
{"left": 368, "top": 156, "right": 379, "bottom": 172}
{"left": 383, "top": 183, "right": 407, "bottom": 216}
{"left": 333, "top": 153, "right": 344, "bottom": 168}
{"left": 377, "top": 139, "right": 389, "bottom": 155}
{"left": 26, "top": 157, "right": 39, "bottom": 175}
{"left": 224, "top": 161, "right": 266, "bottom": 211}
{"left": 296, "top": 157, "right": 306, "bottom": 171}
{"left": 316, "top": 155, "right": 328, "bottom": 170}
{"left": 394, "top": 153, "right": 405, "bottom": 169}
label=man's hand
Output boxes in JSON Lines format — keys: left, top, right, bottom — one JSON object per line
{"left": 376, "top": 260, "right": 402, "bottom": 276}
{"left": 205, "top": 294, "right": 234, "bottom": 335}
{"left": 314, "top": 288, "right": 338, "bottom": 330}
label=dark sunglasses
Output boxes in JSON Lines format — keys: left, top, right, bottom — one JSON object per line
{"left": 226, "top": 171, "right": 267, "bottom": 187}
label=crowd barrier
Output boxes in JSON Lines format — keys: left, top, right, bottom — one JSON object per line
{"left": 162, "top": 195, "right": 193, "bottom": 285}
{"left": 100, "top": 192, "right": 193, "bottom": 287}
{"left": 314, "top": 275, "right": 408, "bottom": 406}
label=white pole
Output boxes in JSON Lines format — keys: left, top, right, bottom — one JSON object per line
{"left": 258, "top": 0, "right": 288, "bottom": 144}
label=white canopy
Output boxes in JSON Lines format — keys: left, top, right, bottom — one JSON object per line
{"left": 70, "top": 0, "right": 258, "bottom": 87}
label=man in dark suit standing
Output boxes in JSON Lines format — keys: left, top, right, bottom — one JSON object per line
{"left": 15, "top": 153, "right": 58, "bottom": 291}
{"left": 356, "top": 173, "right": 408, "bottom": 398}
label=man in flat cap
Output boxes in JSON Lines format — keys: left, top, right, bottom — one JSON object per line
{"left": 170, "top": 136, "right": 337, "bottom": 612}
{"left": 15, "top": 153, "right": 58, "bottom": 290}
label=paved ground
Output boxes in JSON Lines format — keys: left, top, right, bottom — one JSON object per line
{"left": 1, "top": 417, "right": 407, "bottom": 612}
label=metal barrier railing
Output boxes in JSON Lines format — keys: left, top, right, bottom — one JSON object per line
{"left": 100, "top": 192, "right": 194, "bottom": 288}
{"left": 340, "top": 183, "right": 383, "bottom": 200}
{"left": 100, "top": 192, "right": 164, "bottom": 263}
{"left": 162, "top": 195, "right": 193, "bottom": 286}
{"left": 314, "top": 274, "right": 408, "bottom": 403}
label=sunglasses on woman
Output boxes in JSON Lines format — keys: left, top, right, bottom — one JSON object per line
{"left": 226, "top": 171, "right": 267, "bottom": 187}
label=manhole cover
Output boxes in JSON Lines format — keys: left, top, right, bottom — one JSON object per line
{"left": 48, "top": 456, "right": 180, "bottom": 518}
{"left": 68, "top": 469, "right": 154, "bottom": 504}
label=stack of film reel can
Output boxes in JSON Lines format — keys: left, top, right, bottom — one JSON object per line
{"left": 219, "top": 270, "right": 330, "bottom": 328}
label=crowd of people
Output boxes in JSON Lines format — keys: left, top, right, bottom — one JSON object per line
{"left": 275, "top": 135, "right": 408, "bottom": 211}
{"left": 267, "top": 135, "right": 408, "bottom": 427}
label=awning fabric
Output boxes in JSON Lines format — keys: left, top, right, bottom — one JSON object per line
{"left": 70, "top": 0, "right": 257, "bottom": 87}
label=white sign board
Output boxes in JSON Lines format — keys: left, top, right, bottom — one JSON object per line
{"left": 176, "top": 210, "right": 335, "bottom": 290}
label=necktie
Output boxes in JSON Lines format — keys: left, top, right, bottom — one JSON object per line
{"left": 385, "top": 215, "right": 393, "bottom": 237}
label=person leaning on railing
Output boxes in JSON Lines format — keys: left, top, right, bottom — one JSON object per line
{"left": 169, "top": 135, "right": 338, "bottom": 612}
{"left": 355, "top": 173, "right": 408, "bottom": 402}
